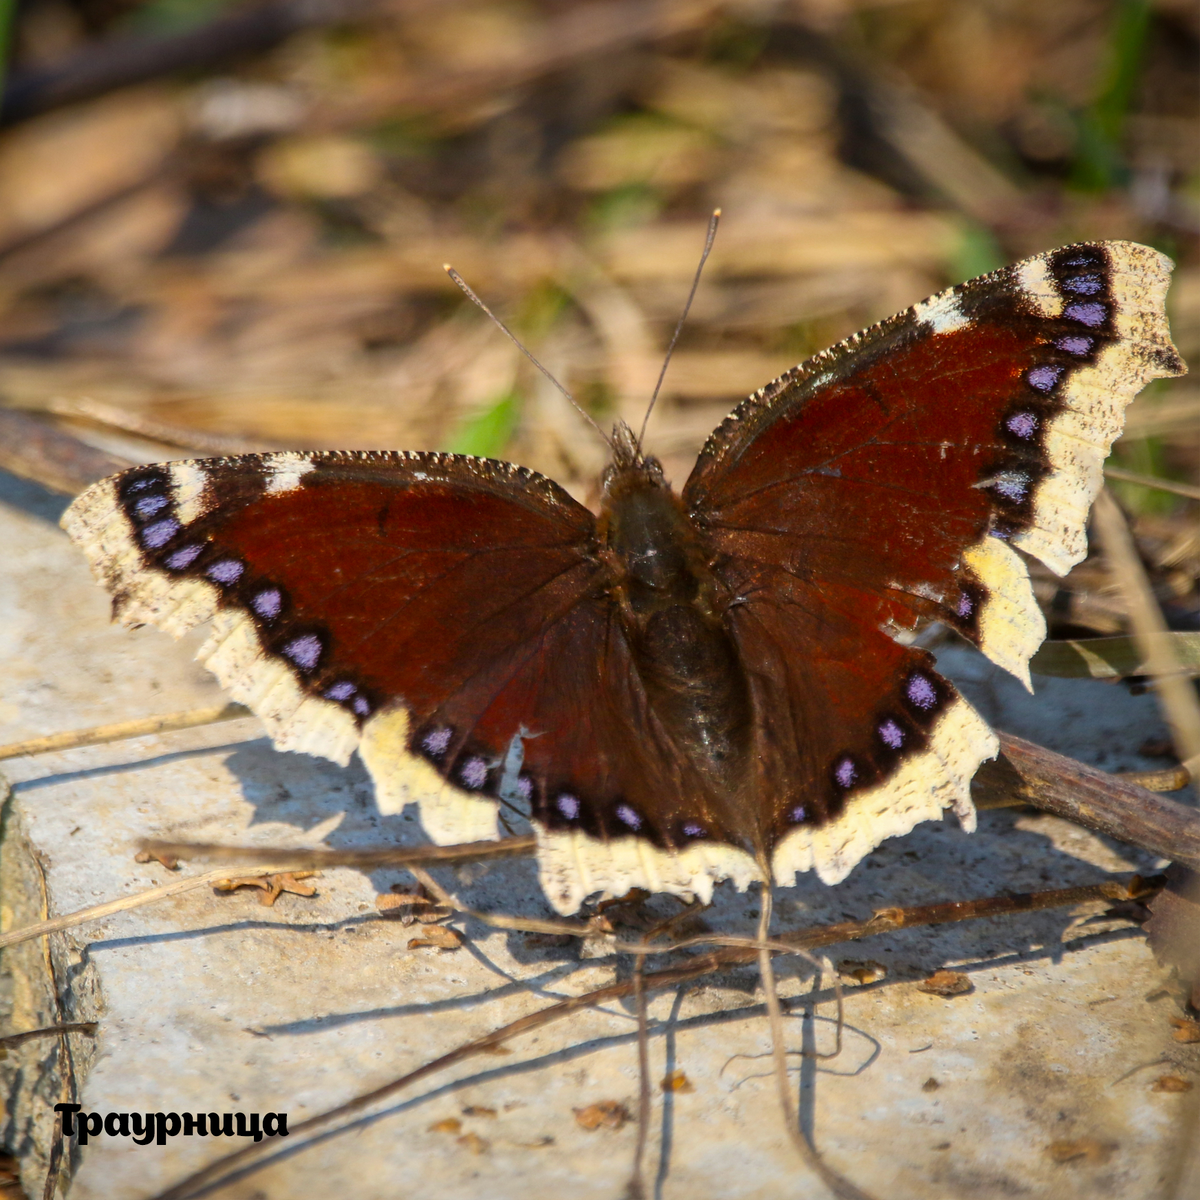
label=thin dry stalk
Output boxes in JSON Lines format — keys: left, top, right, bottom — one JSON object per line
{"left": 1091, "top": 489, "right": 1200, "bottom": 784}
{"left": 0, "top": 703, "right": 249, "bottom": 761}
{"left": 1103, "top": 467, "right": 1200, "bottom": 501}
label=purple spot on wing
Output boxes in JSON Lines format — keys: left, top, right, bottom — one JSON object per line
{"left": 682, "top": 822, "right": 705, "bottom": 838}
{"left": 956, "top": 593, "right": 974, "bottom": 618}
{"left": 906, "top": 674, "right": 937, "bottom": 710}
{"left": 166, "top": 544, "right": 202, "bottom": 570}
{"left": 1027, "top": 365, "right": 1062, "bottom": 392}
{"left": 135, "top": 495, "right": 168, "bottom": 518}
{"left": 556, "top": 793, "right": 580, "bottom": 819}
{"left": 616, "top": 804, "right": 642, "bottom": 830}
{"left": 282, "top": 633, "right": 321, "bottom": 670}
{"left": 352, "top": 696, "right": 370, "bottom": 717}
{"left": 1065, "top": 302, "right": 1106, "bottom": 327}
{"left": 460, "top": 757, "right": 488, "bottom": 790}
{"left": 141, "top": 518, "right": 180, "bottom": 548}
{"left": 1063, "top": 274, "right": 1102, "bottom": 295}
{"left": 992, "top": 472, "right": 1030, "bottom": 501}
{"left": 1006, "top": 411, "right": 1038, "bottom": 439}
{"left": 835, "top": 757, "right": 856, "bottom": 788}
{"left": 1056, "top": 335, "right": 1093, "bottom": 355}
{"left": 252, "top": 588, "right": 282, "bottom": 619}
{"left": 789, "top": 805, "right": 806, "bottom": 823}
{"left": 879, "top": 720, "right": 904, "bottom": 749}
{"left": 422, "top": 726, "right": 452, "bottom": 756}
{"left": 206, "top": 559, "right": 244, "bottom": 584}
{"left": 126, "top": 478, "right": 156, "bottom": 492}
{"left": 325, "top": 681, "right": 356, "bottom": 701}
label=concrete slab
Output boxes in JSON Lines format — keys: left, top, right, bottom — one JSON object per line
{"left": 1, "top": 467, "right": 1196, "bottom": 1200}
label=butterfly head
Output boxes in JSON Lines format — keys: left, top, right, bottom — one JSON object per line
{"left": 604, "top": 420, "right": 666, "bottom": 494}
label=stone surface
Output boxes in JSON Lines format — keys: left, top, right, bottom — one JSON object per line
{"left": 1, "top": 468, "right": 1197, "bottom": 1200}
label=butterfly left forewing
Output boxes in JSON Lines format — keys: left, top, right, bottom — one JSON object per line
{"left": 64, "top": 450, "right": 618, "bottom": 845}
{"left": 684, "top": 240, "right": 1184, "bottom": 884}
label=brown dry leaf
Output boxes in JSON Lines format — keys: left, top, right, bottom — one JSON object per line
{"left": 1169, "top": 1017, "right": 1200, "bottom": 1043}
{"left": 917, "top": 970, "right": 974, "bottom": 997}
{"left": 213, "top": 872, "right": 317, "bottom": 907}
{"left": 408, "top": 926, "right": 463, "bottom": 951}
{"left": 134, "top": 849, "right": 179, "bottom": 870}
{"left": 1151, "top": 1075, "right": 1193, "bottom": 1093}
{"left": 660, "top": 1070, "right": 694, "bottom": 1093}
{"left": 456, "top": 1132, "right": 490, "bottom": 1155}
{"left": 838, "top": 959, "right": 888, "bottom": 985}
{"left": 1046, "top": 1138, "right": 1117, "bottom": 1165}
{"left": 376, "top": 884, "right": 450, "bottom": 926}
{"left": 573, "top": 1101, "right": 631, "bottom": 1131}
{"left": 428, "top": 1118, "right": 462, "bottom": 1135}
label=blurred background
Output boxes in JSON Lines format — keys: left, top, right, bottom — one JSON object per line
{"left": 0, "top": 0, "right": 1195, "bottom": 637}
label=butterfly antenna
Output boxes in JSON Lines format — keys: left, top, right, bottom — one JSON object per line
{"left": 444, "top": 265, "right": 613, "bottom": 450}
{"left": 636, "top": 208, "right": 721, "bottom": 452}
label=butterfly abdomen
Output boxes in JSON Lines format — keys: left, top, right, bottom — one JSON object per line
{"left": 600, "top": 459, "right": 753, "bottom": 809}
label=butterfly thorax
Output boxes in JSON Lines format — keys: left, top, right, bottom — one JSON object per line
{"left": 599, "top": 451, "right": 754, "bottom": 818}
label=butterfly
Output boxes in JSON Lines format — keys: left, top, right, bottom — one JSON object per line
{"left": 62, "top": 240, "right": 1184, "bottom": 914}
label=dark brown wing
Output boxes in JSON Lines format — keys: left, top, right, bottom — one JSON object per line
{"left": 63, "top": 450, "right": 755, "bottom": 911}
{"left": 682, "top": 241, "right": 1183, "bottom": 884}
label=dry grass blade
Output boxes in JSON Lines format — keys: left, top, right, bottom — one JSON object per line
{"left": 0, "top": 867, "right": 281, "bottom": 951}
{"left": 1103, "top": 467, "right": 1200, "bottom": 501}
{"left": 1092, "top": 490, "right": 1200, "bottom": 785}
{"left": 1028, "top": 633, "right": 1200, "bottom": 680}
{"left": 0, "top": 703, "right": 250, "bottom": 762}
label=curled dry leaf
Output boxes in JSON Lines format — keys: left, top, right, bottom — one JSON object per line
{"left": 660, "top": 1069, "right": 694, "bottom": 1093}
{"left": 134, "top": 849, "right": 179, "bottom": 870}
{"left": 1151, "top": 1075, "right": 1193, "bottom": 1093}
{"left": 1046, "top": 1138, "right": 1117, "bottom": 1165}
{"left": 573, "top": 1101, "right": 631, "bottom": 1131}
{"left": 376, "top": 884, "right": 450, "bottom": 926}
{"left": 917, "top": 970, "right": 974, "bottom": 996}
{"left": 407, "top": 925, "right": 463, "bottom": 951}
{"left": 1169, "top": 1016, "right": 1200, "bottom": 1044}
{"left": 213, "top": 872, "right": 317, "bottom": 907}
{"left": 838, "top": 958, "right": 887, "bottom": 985}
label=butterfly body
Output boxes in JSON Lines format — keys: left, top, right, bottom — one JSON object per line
{"left": 63, "top": 240, "right": 1185, "bottom": 913}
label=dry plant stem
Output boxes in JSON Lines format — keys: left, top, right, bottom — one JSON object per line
{"left": 1103, "top": 466, "right": 1200, "bottom": 501}
{"left": 0, "top": 703, "right": 250, "bottom": 762}
{"left": 0, "top": 1023, "right": 97, "bottom": 1048}
{"left": 141, "top": 836, "right": 539, "bottom": 877}
{"left": 628, "top": 942, "right": 651, "bottom": 1200}
{"left": 0, "top": 409, "right": 133, "bottom": 496}
{"left": 1092, "top": 488, "right": 1200, "bottom": 784}
{"left": 0, "top": 867, "right": 282, "bottom": 951}
{"left": 977, "top": 733, "right": 1200, "bottom": 872}
{"left": 149, "top": 874, "right": 1153, "bottom": 1200}
{"left": 757, "top": 886, "right": 875, "bottom": 1200}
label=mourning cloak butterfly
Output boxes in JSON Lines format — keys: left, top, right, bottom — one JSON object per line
{"left": 63, "top": 240, "right": 1184, "bottom": 913}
